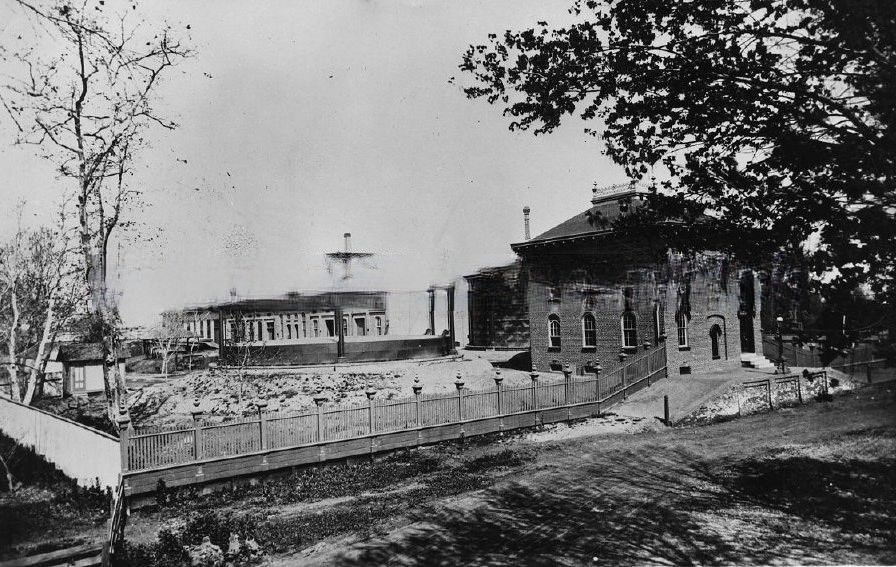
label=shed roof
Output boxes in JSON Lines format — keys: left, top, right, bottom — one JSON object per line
{"left": 55, "top": 343, "right": 127, "bottom": 363}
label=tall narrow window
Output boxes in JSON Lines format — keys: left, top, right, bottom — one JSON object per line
{"left": 621, "top": 311, "right": 637, "bottom": 348}
{"left": 313, "top": 319, "right": 320, "bottom": 338}
{"left": 582, "top": 313, "right": 597, "bottom": 347}
{"left": 709, "top": 324, "right": 723, "bottom": 359}
{"left": 72, "top": 367, "right": 86, "bottom": 391}
{"left": 548, "top": 315, "right": 561, "bottom": 349}
{"left": 375, "top": 316, "right": 383, "bottom": 335}
{"left": 676, "top": 311, "right": 689, "bottom": 348}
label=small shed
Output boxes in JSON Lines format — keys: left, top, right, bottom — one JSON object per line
{"left": 55, "top": 343, "right": 127, "bottom": 396}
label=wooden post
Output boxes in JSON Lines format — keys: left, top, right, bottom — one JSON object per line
{"left": 191, "top": 398, "right": 203, "bottom": 463}
{"left": 529, "top": 367, "right": 539, "bottom": 410}
{"left": 663, "top": 394, "right": 670, "bottom": 425}
{"left": 767, "top": 379, "right": 773, "bottom": 410}
{"left": 494, "top": 370, "right": 504, "bottom": 422}
{"left": 314, "top": 395, "right": 328, "bottom": 443}
{"left": 866, "top": 363, "right": 872, "bottom": 384}
{"left": 455, "top": 372, "right": 465, "bottom": 423}
{"left": 643, "top": 342, "right": 652, "bottom": 386}
{"left": 256, "top": 400, "right": 268, "bottom": 450}
{"left": 823, "top": 371, "right": 830, "bottom": 397}
{"left": 563, "top": 364, "right": 572, "bottom": 421}
{"left": 562, "top": 364, "right": 572, "bottom": 405}
{"left": 116, "top": 408, "right": 132, "bottom": 473}
{"left": 365, "top": 387, "right": 376, "bottom": 434}
{"left": 412, "top": 377, "right": 422, "bottom": 445}
{"left": 797, "top": 375, "right": 803, "bottom": 404}
{"left": 619, "top": 352, "right": 628, "bottom": 400}
{"left": 594, "top": 363, "right": 602, "bottom": 405}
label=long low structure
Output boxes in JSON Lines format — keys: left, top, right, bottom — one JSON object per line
{"left": 220, "top": 335, "right": 452, "bottom": 366}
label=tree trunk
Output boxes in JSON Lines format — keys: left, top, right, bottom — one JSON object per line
{"left": 5, "top": 286, "right": 21, "bottom": 402}
{"left": 23, "top": 294, "right": 56, "bottom": 405}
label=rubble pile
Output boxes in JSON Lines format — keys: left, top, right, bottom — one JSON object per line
{"left": 126, "top": 356, "right": 539, "bottom": 427}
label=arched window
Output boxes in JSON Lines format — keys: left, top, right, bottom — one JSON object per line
{"left": 709, "top": 324, "right": 723, "bottom": 359}
{"left": 582, "top": 313, "right": 597, "bottom": 347}
{"left": 548, "top": 315, "right": 561, "bottom": 348}
{"left": 621, "top": 311, "right": 637, "bottom": 348}
{"left": 312, "top": 319, "right": 320, "bottom": 338}
{"left": 676, "top": 311, "right": 689, "bottom": 348}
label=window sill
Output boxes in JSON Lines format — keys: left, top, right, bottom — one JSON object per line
{"left": 581, "top": 346, "right": 597, "bottom": 353}
{"left": 678, "top": 346, "right": 691, "bottom": 352}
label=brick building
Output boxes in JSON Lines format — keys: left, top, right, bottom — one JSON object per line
{"left": 511, "top": 184, "right": 764, "bottom": 376}
{"left": 464, "top": 261, "right": 529, "bottom": 349}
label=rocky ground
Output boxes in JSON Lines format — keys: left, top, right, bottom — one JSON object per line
{"left": 126, "top": 353, "right": 545, "bottom": 427}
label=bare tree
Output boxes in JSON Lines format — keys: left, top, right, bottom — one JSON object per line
{"left": 150, "top": 310, "right": 193, "bottom": 378}
{"left": 0, "top": 203, "right": 84, "bottom": 404}
{"left": 0, "top": 1, "right": 192, "bottom": 423}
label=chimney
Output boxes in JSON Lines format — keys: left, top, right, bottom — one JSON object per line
{"left": 343, "top": 232, "right": 351, "bottom": 253}
{"left": 523, "top": 206, "right": 531, "bottom": 240}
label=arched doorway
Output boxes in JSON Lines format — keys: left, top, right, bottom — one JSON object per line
{"left": 710, "top": 324, "right": 723, "bottom": 360}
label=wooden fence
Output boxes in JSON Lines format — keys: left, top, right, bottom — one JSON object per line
{"left": 739, "top": 370, "right": 829, "bottom": 413}
{"left": 0, "top": 395, "right": 120, "bottom": 489}
{"left": 120, "top": 345, "right": 668, "bottom": 497}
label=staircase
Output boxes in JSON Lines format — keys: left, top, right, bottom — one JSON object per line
{"left": 741, "top": 352, "right": 776, "bottom": 370}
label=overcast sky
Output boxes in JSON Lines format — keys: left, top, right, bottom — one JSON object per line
{"left": 0, "top": 0, "right": 628, "bottom": 325}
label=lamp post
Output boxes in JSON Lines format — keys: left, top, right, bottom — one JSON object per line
{"left": 775, "top": 316, "right": 786, "bottom": 374}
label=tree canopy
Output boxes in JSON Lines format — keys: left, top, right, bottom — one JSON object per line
{"left": 457, "top": 0, "right": 895, "bottom": 313}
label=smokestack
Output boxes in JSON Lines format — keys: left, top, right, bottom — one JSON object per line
{"left": 344, "top": 232, "right": 351, "bottom": 253}
{"left": 523, "top": 206, "right": 531, "bottom": 240}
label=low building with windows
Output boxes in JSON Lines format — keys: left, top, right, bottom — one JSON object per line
{"left": 182, "top": 291, "right": 389, "bottom": 345}
{"left": 510, "top": 183, "right": 764, "bottom": 377}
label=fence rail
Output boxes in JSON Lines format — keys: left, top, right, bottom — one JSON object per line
{"left": 119, "top": 345, "right": 668, "bottom": 496}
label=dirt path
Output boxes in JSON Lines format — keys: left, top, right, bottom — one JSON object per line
{"left": 119, "top": 382, "right": 896, "bottom": 566}
{"left": 305, "top": 384, "right": 896, "bottom": 566}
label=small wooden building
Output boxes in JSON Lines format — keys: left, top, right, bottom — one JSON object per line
{"left": 55, "top": 343, "right": 127, "bottom": 396}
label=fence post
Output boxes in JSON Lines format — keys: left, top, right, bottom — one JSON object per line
{"left": 314, "top": 395, "right": 328, "bottom": 442}
{"left": 563, "top": 364, "right": 572, "bottom": 421}
{"left": 619, "top": 352, "right": 628, "bottom": 400}
{"left": 644, "top": 342, "right": 652, "bottom": 386}
{"left": 191, "top": 398, "right": 203, "bottom": 464}
{"left": 664, "top": 394, "right": 670, "bottom": 425}
{"left": 530, "top": 367, "right": 539, "bottom": 426}
{"left": 495, "top": 370, "right": 504, "bottom": 418}
{"left": 412, "top": 376, "right": 423, "bottom": 445}
{"left": 455, "top": 373, "right": 465, "bottom": 440}
{"left": 866, "top": 362, "right": 872, "bottom": 384}
{"left": 116, "top": 407, "right": 132, "bottom": 473}
{"left": 563, "top": 363, "right": 572, "bottom": 401}
{"left": 595, "top": 363, "right": 602, "bottom": 405}
{"left": 797, "top": 374, "right": 803, "bottom": 405}
{"left": 767, "top": 379, "right": 773, "bottom": 410}
{"left": 256, "top": 400, "right": 268, "bottom": 451}
{"left": 365, "top": 387, "right": 376, "bottom": 435}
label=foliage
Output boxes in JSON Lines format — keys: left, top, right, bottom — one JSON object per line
{"left": 456, "top": 0, "right": 896, "bottom": 306}
{"left": 0, "top": 213, "right": 83, "bottom": 403}
{"left": 0, "top": 0, "right": 192, "bottom": 421}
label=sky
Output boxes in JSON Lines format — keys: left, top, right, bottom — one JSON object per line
{"left": 0, "top": 0, "right": 628, "bottom": 326}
